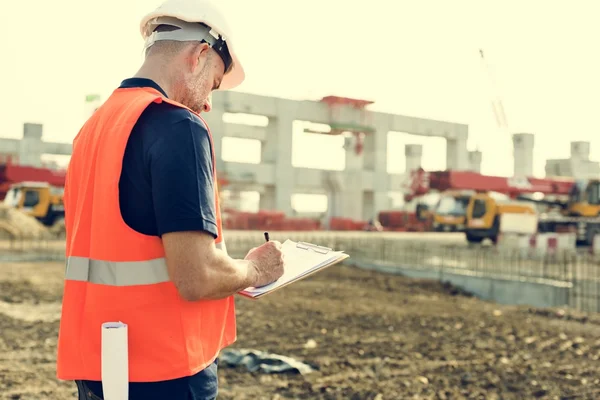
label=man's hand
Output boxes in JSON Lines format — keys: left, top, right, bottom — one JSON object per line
{"left": 244, "top": 241, "right": 285, "bottom": 287}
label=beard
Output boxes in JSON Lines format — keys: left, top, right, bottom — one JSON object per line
{"left": 179, "top": 62, "right": 212, "bottom": 114}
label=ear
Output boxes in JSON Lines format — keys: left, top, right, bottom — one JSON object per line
{"left": 188, "top": 42, "right": 211, "bottom": 72}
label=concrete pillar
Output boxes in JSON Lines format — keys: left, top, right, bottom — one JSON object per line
{"left": 468, "top": 150, "right": 482, "bottom": 173}
{"left": 324, "top": 134, "right": 367, "bottom": 219}
{"left": 363, "top": 127, "right": 387, "bottom": 173}
{"left": 259, "top": 186, "right": 275, "bottom": 210}
{"left": 363, "top": 191, "right": 375, "bottom": 221}
{"left": 569, "top": 141, "right": 597, "bottom": 178}
{"left": 200, "top": 109, "right": 225, "bottom": 171}
{"left": 323, "top": 171, "right": 345, "bottom": 220}
{"left": 328, "top": 133, "right": 366, "bottom": 220}
{"left": 364, "top": 116, "right": 390, "bottom": 214}
{"left": 512, "top": 133, "right": 534, "bottom": 177}
{"left": 19, "top": 123, "right": 44, "bottom": 167}
{"left": 260, "top": 103, "right": 295, "bottom": 215}
{"left": 446, "top": 131, "right": 469, "bottom": 170}
{"left": 405, "top": 144, "right": 422, "bottom": 174}
{"left": 344, "top": 133, "right": 364, "bottom": 171}
{"left": 571, "top": 141, "right": 590, "bottom": 162}
{"left": 545, "top": 160, "right": 560, "bottom": 177}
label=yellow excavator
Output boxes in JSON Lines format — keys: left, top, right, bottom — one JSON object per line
{"left": 3, "top": 181, "right": 65, "bottom": 226}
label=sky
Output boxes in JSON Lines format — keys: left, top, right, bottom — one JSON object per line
{"left": 3, "top": 0, "right": 600, "bottom": 182}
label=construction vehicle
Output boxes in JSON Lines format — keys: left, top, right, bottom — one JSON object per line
{"left": 416, "top": 187, "right": 535, "bottom": 243}
{"left": 429, "top": 190, "right": 473, "bottom": 232}
{"left": 409, "top": 169, "right": 583, "bottom": 243}
{"left": 409, "top": 169, "right": 541, "bottom": 237}
{"left": 409, "top": 49, "right": 600, "bottom": 244}
{"left": 463, "top": 192, "right": 536, "bottom": 243}
{"left": 524, "top": 178, "right": 600, "bottom": 245}
{"left": 0, "top": 156, "right": 66, "bottom": 200}
{"left": 3, "top": 181, "right": 65, "bottom": 226}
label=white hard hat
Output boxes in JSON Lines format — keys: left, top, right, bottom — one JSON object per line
{"left": 140, "top": 0, "right": 245, "bottom": 90}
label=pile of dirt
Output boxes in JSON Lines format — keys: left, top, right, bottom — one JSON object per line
{"left": 0, "top": 204, "right": 52, "bottom": 240}
{"left": 2, "top": 262, "right": 600, "bottom": 399}
{"left": 48, "top": 218, "right": 66, "bottom": 239}
{"left": 0, "top": 280, "right": 62, "bottom": 304}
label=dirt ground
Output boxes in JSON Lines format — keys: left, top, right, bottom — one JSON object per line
{"left": 1, "top": 262, "right": 600, "bottom": 400}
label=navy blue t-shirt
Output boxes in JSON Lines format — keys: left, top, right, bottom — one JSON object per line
{"left": 119, "top": 78, "right": 218, "bottom": 239}
{"left": 80, "top": 78, "right": 219, "bottom": 400}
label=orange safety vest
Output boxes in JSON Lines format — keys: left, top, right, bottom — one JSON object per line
{"left": 56, "top": 86, "right": 236, "bottom": 382}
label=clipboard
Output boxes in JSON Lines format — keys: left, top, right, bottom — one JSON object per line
{"left": 238, "top": 239, "right": 349, "bottom": 299}
{"left": 295, "top": 241, "right": 332, "bottom": 254}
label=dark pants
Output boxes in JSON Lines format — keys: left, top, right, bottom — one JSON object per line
{"left": 75, "top": 359, "right": 218, "bottom": 400}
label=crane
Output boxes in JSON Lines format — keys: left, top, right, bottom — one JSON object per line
{"left": 479, "top": 49, "right": 510, "bottom": 135}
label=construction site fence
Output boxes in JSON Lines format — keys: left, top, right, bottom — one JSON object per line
{"left": 1, "top": 232, "right": 600, "bottom": 313}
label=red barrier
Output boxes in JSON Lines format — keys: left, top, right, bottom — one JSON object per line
{"left": 225, "top": 210, "right": 383, "bottom": 232}
{"left": 329, "top": 217, "right": 354, "bottom": 230}
{"left": 223, "top": 210, "right": 320, "bottom": 231}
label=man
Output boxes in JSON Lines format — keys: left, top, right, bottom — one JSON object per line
{"left": 55, "top": 1, "right": 285, "bottom": 399}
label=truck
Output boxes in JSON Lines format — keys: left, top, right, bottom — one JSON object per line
{"left": 0, "top": 158, "right": 66, "bottom": 200}
{"left": 409, "top": 169, "right": 543, "bottom": 239}
{"left": 528, "top": 178, "right": 600, "bottom": 245}
{"left": 429, "top": 190, "right": 473, "bottom": 232}
{"left": 408, "top": 169, "right": 600, "bottom": 245}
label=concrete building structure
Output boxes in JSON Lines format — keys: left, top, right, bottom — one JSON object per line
{"left": 512, "top": 133, "right": 535, "bottom": 177}
{"left": 468, "top": 150, "right": 482, "bottom": 173}
{"left": 546, "top": 141, "right": 600, "bottom": 179}
{"left": 202, "top": 91, "right": 470, "bottom": 220}
{"left": 1, "top": 92, "right": 470, "bottom": 220}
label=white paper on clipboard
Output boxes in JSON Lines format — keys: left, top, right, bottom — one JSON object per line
{"left": 239, "top": 239, "right": 348, "bottom": 298}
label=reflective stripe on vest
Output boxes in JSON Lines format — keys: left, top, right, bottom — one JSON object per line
{"left": 66, "top": 241, "right": 227, "bottom": 286}
{"left": 66, "top": 256, "right": 169, "bottom": 286}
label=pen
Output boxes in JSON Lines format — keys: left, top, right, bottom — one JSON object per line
{"left": 264, "top": 231, "right": 270, "bottom": 242}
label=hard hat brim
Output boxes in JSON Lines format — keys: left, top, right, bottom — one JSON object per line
{"left": 140, "top": 11, "right": 245, "bottom": 90}
{"left": 219, "top": 52, "right": 244, "bottom": 90}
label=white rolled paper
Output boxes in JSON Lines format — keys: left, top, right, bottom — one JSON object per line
{"left": 101, "top": 322, "right": 129, "bottom": 400}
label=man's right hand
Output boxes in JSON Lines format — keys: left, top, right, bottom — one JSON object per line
{"left": 244, "top": 241, "right": 285, "bottom": 287}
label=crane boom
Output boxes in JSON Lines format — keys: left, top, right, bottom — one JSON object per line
{"left": 406, "top": 168, "right": 574, "bottom": 200}
{"left": 479, "top": 48, "right": 510, "bottom": 133}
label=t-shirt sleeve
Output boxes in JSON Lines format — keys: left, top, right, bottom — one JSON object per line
{"left": 147, "top": 115, "right": 218, "bottom": 238}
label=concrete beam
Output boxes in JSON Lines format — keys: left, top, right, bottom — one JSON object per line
{"left": 222, "top": 164, "right": 378, "bottom": 194}
{"left": 223, "top": 123, "right": 266, "bottom": 141}
{"left": 221, "top": 161, "right": 275, "bottom": 186}
{"left": 212, "top": 91, "right": 468, "bottom": 141}
{"left": 0, "top": 138, "right": 20, "bottom": 154}
{"left": 41, "top": 141, "right": 72, "bottom": 156}
{"left": 296, "top": 168, "right": 326, "bottom": 189}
